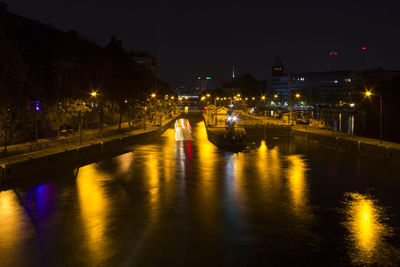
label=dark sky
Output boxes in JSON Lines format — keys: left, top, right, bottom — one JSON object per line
{"left": 7, "top": 0, "right": 400, "bottom": 87}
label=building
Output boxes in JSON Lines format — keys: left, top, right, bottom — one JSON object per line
{"left": 267, "top": 57, "right": 400, "bottom": 106}
{"left": 129, "top": 50, "right": 157, "bottom": 74}
{"left": 269, "top": 68, "right": 400, "bottom": 106}
{"left": 272, "top": 56, "right": 284, "bottom": 76}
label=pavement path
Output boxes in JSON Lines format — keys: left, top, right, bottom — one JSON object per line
{"left": 0, "top": 114, "right": 181, "bottom": 165}
{"left": 292, "top": 124, "right": 400, "bottom": 150}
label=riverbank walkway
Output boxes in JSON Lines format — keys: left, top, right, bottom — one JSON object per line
{"left": 0, "top": 113, "right": 181, "bottom": 167}
{"left": 292, "top": 125, "right": 400, "bottom": 150}
{"left": 240, "top": 112, "right": 400, "bottom": 150}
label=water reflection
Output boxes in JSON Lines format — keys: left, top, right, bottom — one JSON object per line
{"left": 2, "top": 118, "right": 400, "bottom": 266}
{"left": 193, "top": 121, "right": 218, "bottom": 230}
{"left": 287, "top": 155, "right": 308, "bottom": 214}
{"left": 342, "top": 192, "right": 398, "bottom": 264}
{"left": 76, "top": 164, "right": 111, "bottom": 265}
{"left": 145, "top": 146, "right": 161, "bottom": 220}
{"left": 0, "top": 190, "right": 33, "bottom": 266}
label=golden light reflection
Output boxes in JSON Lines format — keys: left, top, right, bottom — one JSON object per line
{"left": 77, "top": 164, "right": 111, "bottom": 264}
{"left": 194, "top": 121, "right": 217, "bottom": 227}
{"left": 146, "top": 150, "right": 160, "bottom": 219}
{"left": 0, "top": 190, "right": 33, "bottom": 265}
{"left": 229, "top": 153, "right": 244, "bottom": 204}
{"left": 343, "top": 193, "right": 395, "bottom": 264}
{"left": 257, "top": 141, "right": 268, "bottom": 174}
{"left": 266, "top": 146, "right": 281, "bottom": 182}
{"left": 162, "top": 128, "right": 176, "bottom": 183}
{"left": 116, "top": 152, "right": 134, "bottom": 174}
{"left": 287, "top": 155, "right": 308, "bottom": 213}
{"left": 256, "top": 142, "right": 283, "bottom": 199}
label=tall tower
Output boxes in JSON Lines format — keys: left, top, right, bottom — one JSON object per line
{"left": 361, "top": 46, "right": 367, "bottom": 70}
{"left": 232, "top": 65, "right": 236, "bottom": 78}
{"left": 272, "top": 56, "right": 284, "bottom": 76}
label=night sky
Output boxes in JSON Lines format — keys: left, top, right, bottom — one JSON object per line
{"left": 7, "top": 0, "right": 400, "bottom": 87}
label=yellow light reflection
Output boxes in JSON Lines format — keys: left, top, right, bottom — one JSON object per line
{"left": 343, "top": 193, "right": 394, "bottom": 264}
{"left": 116, "top": 152, "right": 134, "bottom": 174}
{"left": 194, "top": 120, "right": 217, "bottom": 228}
{"left": 146, "top": 151, "right": 160, "bottom": 219}
{"left": 256, "top": 143, "right": 283, "bottom": 199}
{"left": 162, "top": 128, "right": 176, "bottom": 183}
{"left": 257, "top": 140, "right": 268, "bottom": 174}
{"left": 287, "top": 155, "right": 308, "bottom": 213}
{"left": 0, "top": 190, "right": 33, "bottom": 266}
{"left": 77, "top": 164, "right": 111, "bottom": 264}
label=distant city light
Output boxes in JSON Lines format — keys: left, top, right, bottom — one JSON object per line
{"left": 362, "top": 46, "right": 367, "bottom": 51}
{"left": 35, "top": 101, "right": 41, "bottom": 111}
{"left": 206, "top": 77, "right": 212, "bottom": 80}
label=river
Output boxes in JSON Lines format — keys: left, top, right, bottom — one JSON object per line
{"left": 1, "top": 116, "right": 400, "bottom": 266}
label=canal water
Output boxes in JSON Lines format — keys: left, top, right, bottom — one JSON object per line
{"left": 1, "top": 117, "right": 400, "bottom": 266}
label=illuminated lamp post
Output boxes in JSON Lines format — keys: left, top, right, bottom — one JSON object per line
{"left": 364, "top": 90, "right": 383, "bottom": 144}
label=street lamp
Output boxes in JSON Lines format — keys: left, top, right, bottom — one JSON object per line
{"left": 274, "top": 94, "right": 278, "bottom": 98}
{"left": 90, "top": 91, "right": 97, "bottom": 97}
{"left": 261, "top": 96, "right": 265, "bottom": 100}
{"left": 151, "top": 93, "right": 156, "bottom": 98}
{"left": 364, "top": 90, "right": 383, "bottom": 144}
{"left": 295, "top": 93, "right": 300, "bottom": 98}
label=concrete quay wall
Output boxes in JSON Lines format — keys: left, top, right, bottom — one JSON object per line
{"left": 292, "top": 129, "right": 400, "bottom": 164}
{"left": 0, "top": 117, "right": 179, "bottom": 183}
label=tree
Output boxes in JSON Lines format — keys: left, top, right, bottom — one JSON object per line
{"left": 0, "top": 30, "right": 28, "bottom": 151}
{"left": 65, "top": 99, "right": 91, "bottom": 144}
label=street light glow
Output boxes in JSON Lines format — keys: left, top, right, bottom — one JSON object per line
{"left": 274, "top": 94, "right": 278, "bottom": 98}
{"left": 296, "top": 93, "right": 300, "bottom": 98}
{"left": 151, "top": 93, "right": 156, "bottom": 98}
{"left": 90, "top": 91, "right": 97, "bottom": 97}
{"left": 261, "top": 96, "right": 265, "bottom": 100}
{"left": 365, "top": 90, "right": 372, "bottom": 97}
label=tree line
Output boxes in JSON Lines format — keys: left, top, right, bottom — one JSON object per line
{"left": 0, "top": 13, "right": 174, "bottom": 150}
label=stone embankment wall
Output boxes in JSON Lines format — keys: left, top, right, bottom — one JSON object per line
{"left": 292, "top": 129, "right": 400, "bottom": 164}
{"left": 0, "top": 117, "right": 179, "bottom": 183}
